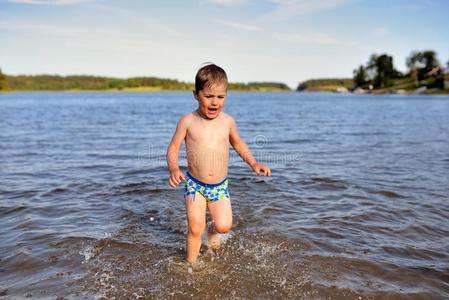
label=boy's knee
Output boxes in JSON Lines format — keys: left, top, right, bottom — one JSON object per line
{"left": 214, "top": 223, "right": 232, "bottom": 234}
{"left": 188, "top": 221, "right": 205, "bottom": 237}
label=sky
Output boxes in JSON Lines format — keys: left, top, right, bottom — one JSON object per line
{"left": 1, "top": 0, "right": 448, "bottom": 88}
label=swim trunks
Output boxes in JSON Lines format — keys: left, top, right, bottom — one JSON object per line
{"left": 184, "top": 172, "right": 230, "bottom": 203}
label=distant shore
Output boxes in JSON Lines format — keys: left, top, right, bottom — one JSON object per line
{"left": 0, "top": 74, "right": 291, "bottom": 92}
{"left": 296, "top": 77, "right": 449, "bottom": 95}
{"left": 0, "top": 88, "right": 293, "bottom": 93}
{"left": 2, "top": 73, "right": 448, "bottom": 95}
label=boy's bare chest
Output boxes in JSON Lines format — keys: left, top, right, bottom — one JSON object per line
{"left": 186, "top": 122, "right": 230, "bottom": 145}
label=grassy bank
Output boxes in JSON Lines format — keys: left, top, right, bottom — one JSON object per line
{"left": 296, "top": 78, "right": 353, "bottom": 92}
{"left": 1, "top": 74, "right": 291, "bottom": 92}
{"left": 296, "top": 76, "right": 449, "bottom": 94}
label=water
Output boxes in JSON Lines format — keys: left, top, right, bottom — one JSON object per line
{"left": 1, "top": 91, "right": 449, "bottom": 299}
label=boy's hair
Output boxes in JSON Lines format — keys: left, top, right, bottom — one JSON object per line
{"left": 195, "top": 63, "right": 228, "bottom": 93}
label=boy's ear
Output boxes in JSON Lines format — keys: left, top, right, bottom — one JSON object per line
{"left": 192, "top": 90, "right": 199, "bottom": 100}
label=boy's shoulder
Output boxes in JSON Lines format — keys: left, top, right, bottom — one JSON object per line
{"left": 219, "top": 112, "right": 236, "bottom": 123}
{"left": 177, "top": 112, "right": 195, "bottom": 125}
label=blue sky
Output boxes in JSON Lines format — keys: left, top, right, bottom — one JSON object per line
{"left": 1, "top": 0, "right": 448, "bottom": 88}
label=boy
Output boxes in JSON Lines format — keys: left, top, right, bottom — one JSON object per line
{"left": 166, "top": 63, "right": 271, "bottom": 264}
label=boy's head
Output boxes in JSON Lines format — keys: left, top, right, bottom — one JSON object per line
{"left": 193, "top": 63, "right": 228, "bottom": 120}
{"left": 194, "top": 63, "right": 228, "bottom": 94}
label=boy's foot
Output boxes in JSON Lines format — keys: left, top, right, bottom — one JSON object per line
{"left": 188, "top": 260, "right": 206, "bottom": 273}
{"left": 207, "top": 221, "right": 220, "bottom": 250}
{"left": 207, "top": 231, "right": 220, "bottom": 250}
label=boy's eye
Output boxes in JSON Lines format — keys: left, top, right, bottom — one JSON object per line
{"left": 204, "top": 95, "right": 225, "bottom": 99}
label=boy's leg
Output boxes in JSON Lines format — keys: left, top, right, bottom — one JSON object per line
{"left": 207, "top": 198, "right": 232, "bottom": 250}
{"left": 185, "top": 192, "right": 207, "bottom": 263}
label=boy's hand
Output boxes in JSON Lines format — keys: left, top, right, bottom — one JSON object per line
{"left": 251, "top": 163, "right": 271, "bottom": 176}
{"left": 169, "top": 169, "right": 185, "bottom": 187}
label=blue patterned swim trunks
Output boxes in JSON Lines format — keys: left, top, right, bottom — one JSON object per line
{"left": 184, "top": 172, "right": 230, "bottom": 203}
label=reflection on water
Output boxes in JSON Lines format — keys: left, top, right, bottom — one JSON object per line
{"left": 1, "top": 92, "right": 449, "bottom": 299}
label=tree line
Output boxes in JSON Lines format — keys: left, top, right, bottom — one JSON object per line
{"left": 297, "top": 78, "right": 353, "bottom": 91}
{"left": 0, "top": 68, "right": 8, "bottom": 90}
{"left": 353, "top": 50, "right": 448, "bottom": 90}
{"left": 0, "top": 73, "right": 290, "bottom": 92}
{"left": 4, "top": 75, "right": 193, "bottom": 91}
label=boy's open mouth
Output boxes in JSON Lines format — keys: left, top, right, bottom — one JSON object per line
{"left": 208, "top": 107, "right": 218, "bottom": 113}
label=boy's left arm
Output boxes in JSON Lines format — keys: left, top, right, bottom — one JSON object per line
{"left": 229, "top": 118, "right": 271, "bottom": 176}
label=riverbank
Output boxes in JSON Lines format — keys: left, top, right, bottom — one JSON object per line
{"left": 297, "top": 75, "right": 449, "bottom": 95}
{"left": 0, "top": 74, "right": 291, "bottom": 92}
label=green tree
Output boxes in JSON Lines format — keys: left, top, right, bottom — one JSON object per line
{"left": 421, "top": 50, "right": 440, "bottom": 73}
{"left": 367, "top": 54, "right": 398, "bottom": 88}
{"left": 353, "top": 65, "right": 368, "bottom": 88}
{"left": 406, "top": 50, "right": 441, "bottom": 80}
{"left": 406, "top": 51, "right": 422, "bottom": 70}
{"left": 0, "top": 68, "right": 9, "bottom": 91}
{"left": 406, "top": 51, "right": 422, "bottom": 84}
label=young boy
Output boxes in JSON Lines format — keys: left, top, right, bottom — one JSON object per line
{"left": 166, "top": 63, "right": 271, "bottom": 264}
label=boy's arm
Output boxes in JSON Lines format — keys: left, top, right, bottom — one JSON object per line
{"left": 166, "top": 116, "right": 188, "bottom": 187}
{"left": 229, "top": 118, "right": 271, "bottom": 176}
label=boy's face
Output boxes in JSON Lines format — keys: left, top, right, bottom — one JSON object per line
{"left": 193, "top": 83, "right": 227, "bottom": 120}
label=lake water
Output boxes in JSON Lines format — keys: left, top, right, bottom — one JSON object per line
{"left": 1, "top": 91, "right": 448, "bottom": 299}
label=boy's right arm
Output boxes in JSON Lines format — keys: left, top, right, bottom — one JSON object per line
{"left": 166, "top": 116, "right": 189, "bottom": 187}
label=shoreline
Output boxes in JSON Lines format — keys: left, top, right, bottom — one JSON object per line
{"left": 3, "top": 90, "right": 448, "bottom": 95}
{"left": 0, "top": 88, "right": 293, "bottom": 93}
{"left": 298, "top": 89, "right": 449, "bottom": 96}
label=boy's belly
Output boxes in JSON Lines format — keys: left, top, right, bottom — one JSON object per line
{"left": 186, "top": 147, "right": 229, "bottom": 184}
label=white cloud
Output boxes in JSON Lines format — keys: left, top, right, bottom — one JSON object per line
{"left": 8, "top": 0, "right": 90, "bottom": 5}
{"left": 0, "top": 19, "right": 180, "bottom": 45}
{"left": 274, "top": 32, "right": 337, "bottom": 45}
{"left": 217, "top": 20, "right": 262, "bottom": 32}
{"left": 268, "top": 0, "right": 354, "bottom": 18}
{"left": 90, "top": 3, "right": 183, "bottom": 37}
{"left": 372, "top": 26, "right": 389, "bottom": 37}
{"left": 203, "top": 0, "right": 250, "bottom": 6}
